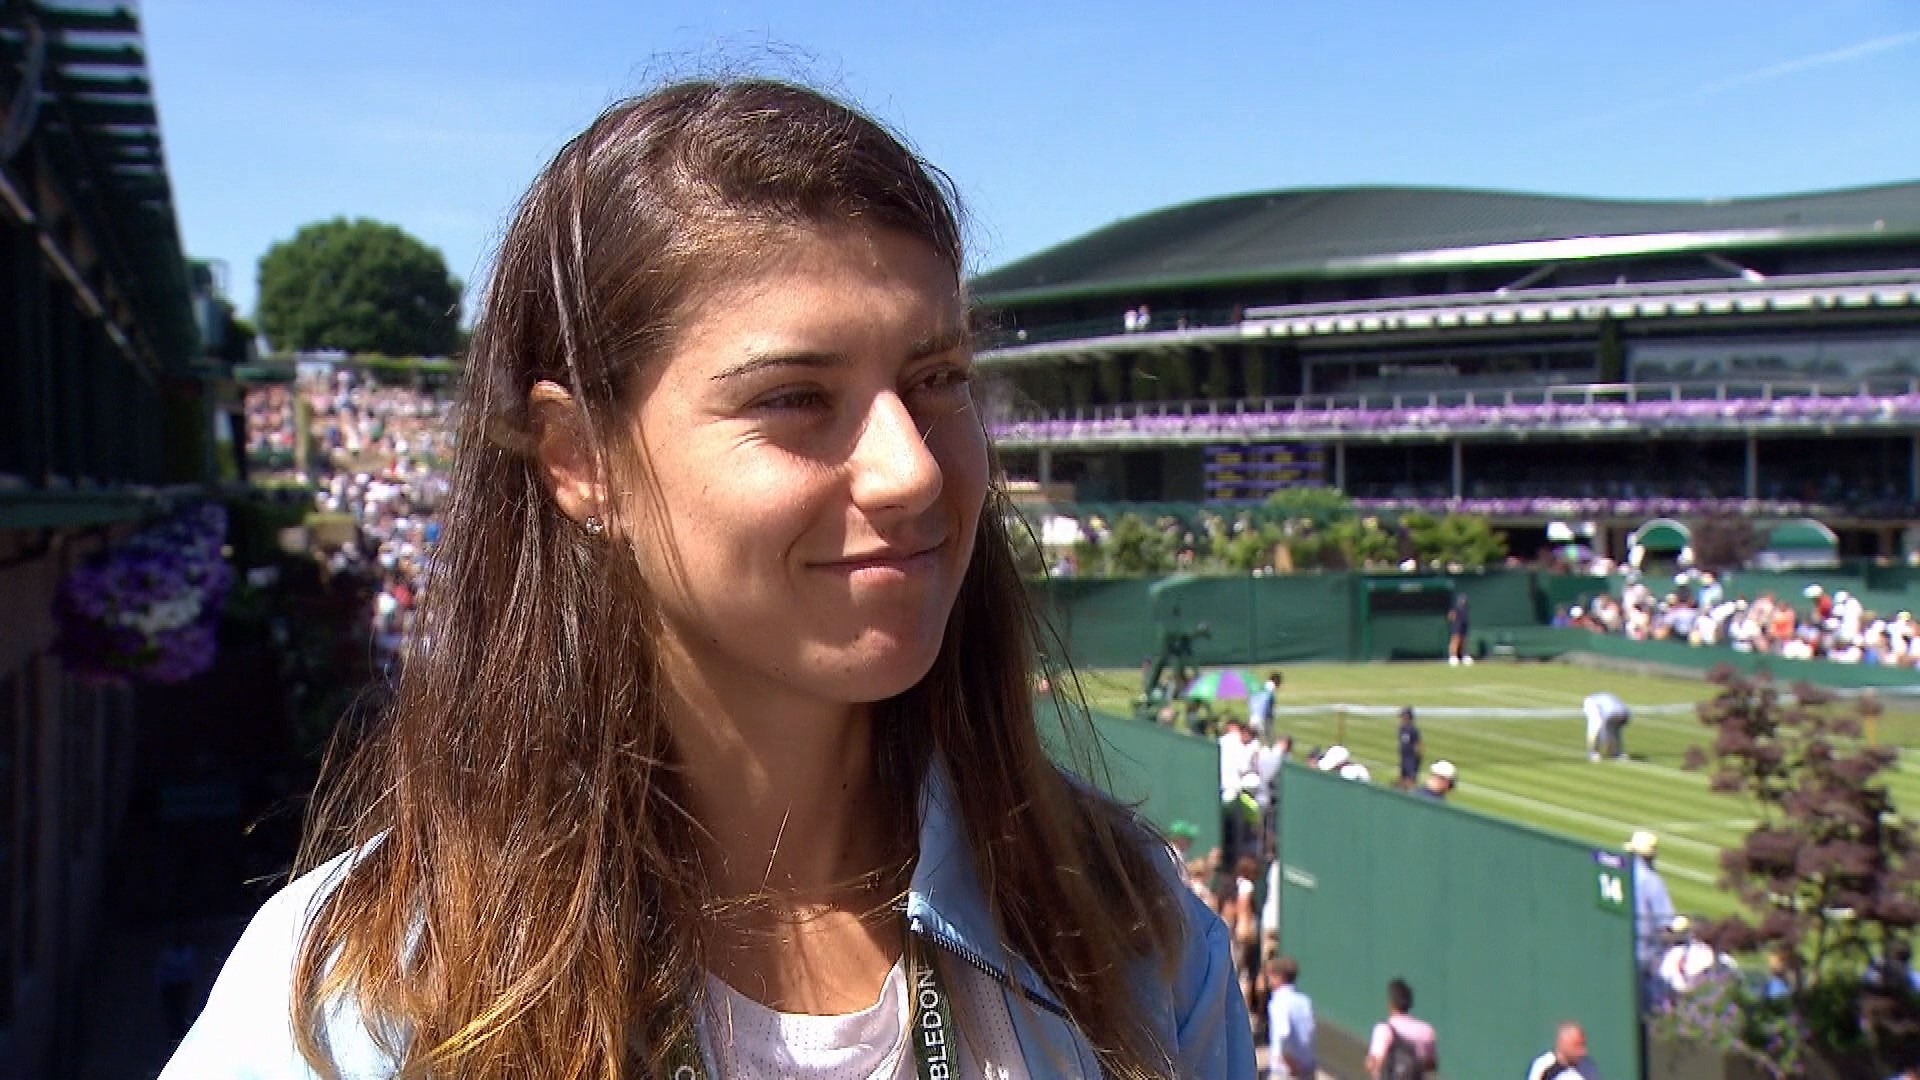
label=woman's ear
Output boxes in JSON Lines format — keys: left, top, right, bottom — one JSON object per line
{"left": 528, "top": 380, "right": 604, "bottom": 524}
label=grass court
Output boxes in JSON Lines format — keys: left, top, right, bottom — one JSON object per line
{"left": 1068, "top": 661, "right": 1920, "bottom": 919}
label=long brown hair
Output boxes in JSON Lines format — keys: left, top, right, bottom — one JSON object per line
{"left": 290, "top": 78, "right": 1184, "bottom": 1080}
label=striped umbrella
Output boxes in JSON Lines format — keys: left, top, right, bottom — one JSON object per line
{"left": 1182, "top": 669, "right": 1253, "bottom": 702}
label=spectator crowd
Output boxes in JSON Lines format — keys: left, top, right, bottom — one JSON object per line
{"left": 1177, "top": 686, "right": 1697, "bottom": 1078}
{"left": 245, "top": 366, "right": 455, "bottom": 665}
{"left": 1559, "top": 573, "right": 1920, "bottom": 667}
{"left": 1169, "top": 697, "right": 1467, "bottom": 1077}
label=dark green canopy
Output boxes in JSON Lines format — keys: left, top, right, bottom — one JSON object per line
{"left": 1628, "top": 519, "right": 1691, "bottom": 553}
{"left": 1764, "top": 518, "right": 1838, "bottom": 552}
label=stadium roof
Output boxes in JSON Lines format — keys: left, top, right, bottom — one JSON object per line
{"left": 970, "top": 182, "right": 1920, "bottom": 306}
{"left": 0, "top": 2, "right": 197, "bottom": 371}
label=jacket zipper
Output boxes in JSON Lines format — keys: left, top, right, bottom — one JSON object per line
{"left": 907, "top": 915, "right": 1075, "bottom": 1021}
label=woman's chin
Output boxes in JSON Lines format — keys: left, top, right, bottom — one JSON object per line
{"left": 810, "top": 634, "right": 946, "bottom": 705}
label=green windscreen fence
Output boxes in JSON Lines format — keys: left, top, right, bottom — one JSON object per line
{"left": 1360, "top": 577, "right": 1455, "bottom": 660}
{"left": 1032, "top": 574, "right": 1359, "bottom": 669}
{"left": 1037, "top": 699, "right": 1223, "bottom": 854}
{"left": 1277, "top": 763, "right": 1641, "bottom": 1080}
{"left": 1030, "top": 572, "right": 1543, "bottom": 669}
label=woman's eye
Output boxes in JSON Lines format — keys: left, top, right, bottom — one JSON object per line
{"left": 755, "top": 388, "right": 829, "bottom": 412}
{"left": 914, "top": 367, "right": 973, "bottom": 394}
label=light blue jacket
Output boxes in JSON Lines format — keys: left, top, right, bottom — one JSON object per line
{"left": 1632, "top": 856, "right": 1676, "bottom": 972}
{"left": 160, "top": 769, "right": 1255, "bottom": 1078}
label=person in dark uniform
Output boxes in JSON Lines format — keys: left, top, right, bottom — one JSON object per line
{"left": 1448, "top": 595, "right": 1473, "bottom": 666}
{"left": 1396, "top": 707, "right": 1423, "bottom": 791}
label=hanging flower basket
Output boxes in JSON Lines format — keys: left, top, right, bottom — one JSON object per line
{"left": 54, "top": 503, "right": 234, "bottom": 685}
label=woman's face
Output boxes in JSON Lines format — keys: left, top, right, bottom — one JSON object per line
{"left": 621, "top": 223, "right": 987, "bottom": 709}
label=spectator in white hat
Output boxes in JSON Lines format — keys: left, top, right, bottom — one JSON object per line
{"left": 1627, "top": 831, "right": 1676, "bottom": 1000}
{"left": 1417, "top": 761, "right": 1456, "bottom": 801}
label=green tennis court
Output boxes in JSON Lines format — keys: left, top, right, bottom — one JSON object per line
{"left": 1066, "top": 661, "right": 1920, "bottom": 918}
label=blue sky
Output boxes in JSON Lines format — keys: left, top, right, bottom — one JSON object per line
{"left": 143, "top": 1, "right": 1920, "bottom": 317}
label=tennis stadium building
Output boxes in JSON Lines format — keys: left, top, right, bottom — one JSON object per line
{"left": 975, "top": 182, "right": 1920, "bottom": 557}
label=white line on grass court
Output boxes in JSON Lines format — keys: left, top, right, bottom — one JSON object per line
{"left": 1627, "top": 708, "right": 1920, "bottom": 778}
{"left": 1269, "top": 703, "right": 1698, "bottom": 720}
{"left": 1658, "top": 818, "right": 1758, "bottom": 834}
{"left": 1422, "top": 718, "right": 1715, "bottom": 787}
{"left": 1455, "top": 783, "right": 1722, "bottom": 886}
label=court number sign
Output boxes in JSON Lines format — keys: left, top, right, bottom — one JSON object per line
{"left": 1593, "top": 850, "right": 1628, "bottom": 915}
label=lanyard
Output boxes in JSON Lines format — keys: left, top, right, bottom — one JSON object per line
{"left": 669, "top": 923, "right": 959, "bottom": 1080}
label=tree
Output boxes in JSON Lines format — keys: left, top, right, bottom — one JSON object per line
{"left": 1263, "top": 487, "right": 1356, "bottom": 528}
{"left": 1221, "top": 522, "right": 1284, "bottom": 573}
{"left": 1404, "top": 511, "right": 1509, "bottom": 570}
{"left": 1672, "top": 672, "right": 1920, "bottom": 1074}
{"left": 1083, "top": 514, "right": 1178, "bottom": 578}
{"left": 257, "top": 218, "right": 462, "bottom": 357}
{"left": 1325, "top": 516, "right": 1400, "bottom": 570}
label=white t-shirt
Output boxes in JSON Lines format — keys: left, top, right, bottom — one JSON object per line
{"left": 1658, "top": 941, "right": 1729, "bottom": 995}
{"left": 705, "top": 959, "right": 1030, "bottom": 1080}
{"left": 1262, "top": 861, "right": 1281, "bottom": 934}
{"left": 1584, "top": 693, "right": 1627, "bottom": 723}
{"left": 1252, "top": 744, "right": 1285, "bottom": 806}
{"left": 1219, "top": 734, "right": 1257, "bottom": 801}
{"left": 1526, "top": 1050, "right": 1600, "bottom": 1080}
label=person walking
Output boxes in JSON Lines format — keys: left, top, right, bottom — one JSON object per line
{"left": 1266, "top": 955, "right": 1316, "bottom": 1080}
{"left": 1220, "top": 717, "right": 1262, "bottom": 864}
{"left": 1253, "top": 732, "right": 1286, "bottom": 859}
{"left": 1447, "top": 595, "right": 1473, "bottom": 666}
{"left": 1225, "top": 855, "right": 1263, "bottom": 1024}
{"left": 1367, "top": 977, "right": 1438, "bottom": 1079}
{"left": 1396, "top": 707, "right": 1423, "bottom": 791}
{"left": 1248, "top": 671, "right": 1282, "bottom": 737}
{"left": 1525, "top": 1021, "right": 1600, "bottom": 1079}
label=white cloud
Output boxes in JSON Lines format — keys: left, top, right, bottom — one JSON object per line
{"left": 1700, "top": 31, "right": 1920, "bottom": 96}
{"left": 1570, "top": 30, "right": 1920, "bottom": 133}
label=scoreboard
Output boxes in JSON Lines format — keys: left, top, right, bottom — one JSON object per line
{"left": 1203, "top": 443, "right": 1324, "bottom": 501}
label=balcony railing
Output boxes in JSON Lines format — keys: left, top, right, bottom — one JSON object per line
{"left": 975, "top": 307, "right": 1243, "bottom": 352}
{"left": 988, "top": 378, "right": 1920, "bottom": 444}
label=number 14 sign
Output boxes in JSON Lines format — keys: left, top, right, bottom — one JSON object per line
{"left": 1593, "top": 850, "right": 1629, "bottom": 914}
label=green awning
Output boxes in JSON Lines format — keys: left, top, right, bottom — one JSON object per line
{"left": 1628, "top": 518, "right": 1691, "bottom": 552}
{"left": 1764, "top": 518, "right": 1838, "bottom": 552}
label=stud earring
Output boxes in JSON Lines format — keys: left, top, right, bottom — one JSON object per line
{"left": 583, "top": 515, "right": 605, "bottom": 536}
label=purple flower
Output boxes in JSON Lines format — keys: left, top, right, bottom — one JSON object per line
{"left": 53, "top": 504, "right": 233, "bottom": 685}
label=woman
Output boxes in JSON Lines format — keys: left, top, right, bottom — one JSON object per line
{"left": 161, "top": 79, "right": 1252, "bottom": 1079}
{"left": 1224, "top": 856, "right": 1263, "bottom": 1033}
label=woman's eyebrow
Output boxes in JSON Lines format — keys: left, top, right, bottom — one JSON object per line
{"left": 713, "top": 329, "right": 970, "bottom": 383}
{"left": 908, "top": 328, "right": 971, "bottom": 359}
{"left": 711, "top": 349, "right": 849, "bottom": 383}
